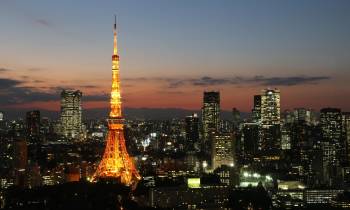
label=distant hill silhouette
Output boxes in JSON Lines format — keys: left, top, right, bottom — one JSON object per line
{"left": 0, "top": 107, "right": 250, "bottom": 121}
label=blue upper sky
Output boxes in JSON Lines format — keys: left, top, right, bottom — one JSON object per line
{"left": 0, "top": 0, "right": 349, "bottom": 111}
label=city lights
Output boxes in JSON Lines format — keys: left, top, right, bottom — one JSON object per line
{"left": 0, "top": 2, "right": 349, "bottom": 210}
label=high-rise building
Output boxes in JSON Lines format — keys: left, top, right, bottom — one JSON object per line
{"left": 232, "top": 108, "right": 241, "bottom": 130}
{"left": 343, "top": 112, "right": 350, "bottom": 163}
{"left": 241, "top": 123, "right": 260, "bottom": 161}
{"left": 25, "top": 110, "right": 40, "bottom": 140}
{"left": 261, "top": 88, "right": 280, "bottom": 125}
{"left": 212, "top": 132, "right": 235, "bottom": 170}
{"left": 202, "top": 91, "right": 220, "bottom": 140}
{"left": 253, "top": 89, "right": 281, "bottom": 157}
{"left": 13, "top": 140, "right": 27, "bottom": 171}
{"left": 252, "top": 95, "right": 261, "bottom": 123}
{"left": 27, "top": 163, "right": 42, "bottom": 188}
{"left": 185, "top": 113, "right": 199, "bottom": 151}
{"left": 320, "top": 108, "right": 342, "bottom": 145}
{"left": 60, "top": 90, "right": 82, "bottom": 139}
{"left": 320, "top": 108, "right": 343, "bottom": 185}
{"left": 9, "top": 120, "right": 25, "bottom": 138}
{"left": 13, "top": 139, "right": 27, "bottom": 187}
{"left": 289, "top": 119, "right": 312, "bottom": 174}
{"left": 293, "top": 108, "right": 315, "bottom": 125}
{"left": 0, "top": 111, "right": 4, "bottom": 130}
{"left": 283, "top": 109, "right": 293, "bottom": 124}
{"left": 281, "top": 125, "right": 291, "bottom": 150}
{"left": 259, "top": 124, "right": 281, "bottom": 155}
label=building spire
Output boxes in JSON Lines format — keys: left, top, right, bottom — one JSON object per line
{"left": 113, "top": 15, "right": 118, "bottom": 55}
{"left": 110, "top": 15, "right": 121, "bottom": 119}
{"left": 114, "top": 15, "right": 116, "bottom": 30}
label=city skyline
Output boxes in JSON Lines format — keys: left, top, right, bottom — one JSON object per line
{"left": 2, "top": 2, "right": 350, "bottom": 209}
{"left": 1, "top": 0, "right": 350, "bottom": 112}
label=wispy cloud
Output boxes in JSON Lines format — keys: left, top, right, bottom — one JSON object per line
{"left": 0, "top": 78, "right": 22, "bottom": 89}
{"left": 0, "top": 68, "right": 12, "bottom": 72}
{"left": 27, "top": 67, "right": 43, "bottom": 72}
{"left": 186, "top": 75, "right": 331, "bottom": 87}
{"left": 185, "top": 77, "right": 233, "bottom": 87}
{"left": 34, "top": 19, "right": 51, "bottom": 27}
{"left": 156, "top": 90, "right": 185, "bottom": 95}
{"left": 78, "top": 85, "right": 99, "bottom": 89}
{"left": 0, "top": 78, "right": 107, "bottom": 106}
{"left": 0, "top": 74, "right": 332, "bottom": 106}
{"left": 32, "top": 80, "right": 45, "bottom": 83}
{"left": 125, "top": 75, "right": 331, "bottom": 88}
{"left": 253, "top": 76, "right": 331, "bottom": 86}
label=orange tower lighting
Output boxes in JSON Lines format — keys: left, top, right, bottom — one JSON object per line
{"left": 92, "top": 16, "right": 141, "bottom": 187}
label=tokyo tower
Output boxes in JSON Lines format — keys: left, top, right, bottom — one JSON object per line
{"left": 92, "top": 16, "right": 141, "bottom": 187}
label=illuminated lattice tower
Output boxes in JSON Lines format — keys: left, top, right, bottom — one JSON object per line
{"left": 92, "top": 16, "right": 141, "bottom": 187}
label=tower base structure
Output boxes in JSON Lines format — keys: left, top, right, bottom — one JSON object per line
{"left": 92, "top": 118, "right": 141, "bottom": 189}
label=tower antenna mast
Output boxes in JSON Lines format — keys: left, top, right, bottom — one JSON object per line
{"left": 114, "top": 14, "right": 116, "bottom": 30}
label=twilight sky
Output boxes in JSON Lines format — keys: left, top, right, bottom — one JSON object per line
{"left": 0, "top": 0, "right": 349, "bottom": 112}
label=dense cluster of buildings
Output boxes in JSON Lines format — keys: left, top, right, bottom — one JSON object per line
{"left": 1, "top": 87, "right": 350, "bottom": 209}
